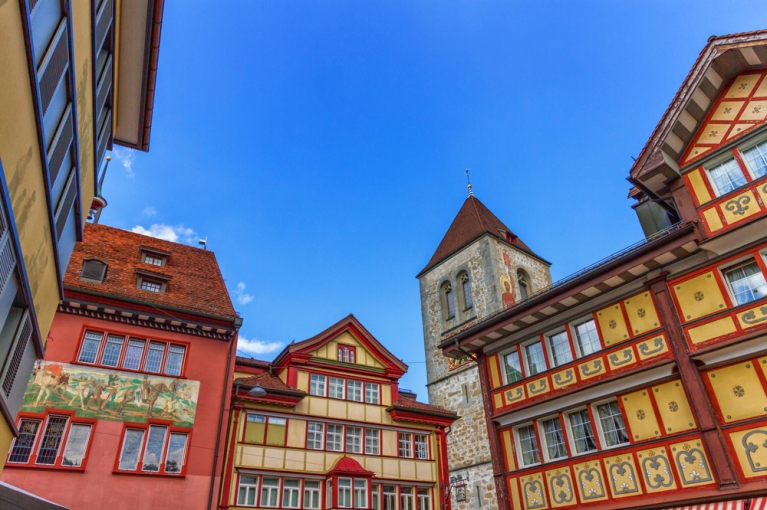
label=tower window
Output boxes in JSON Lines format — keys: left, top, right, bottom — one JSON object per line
{"left": 443, "top": 282, "right": 455, "bottom": 319}
{"left": 459, "top": 272, "right": 472, "bottom": 310}
{"left": 517, "top": 270, "right": 530, "bottom": 299}
{"left": 80, "top": 259, "right": 107, "bottom": 283}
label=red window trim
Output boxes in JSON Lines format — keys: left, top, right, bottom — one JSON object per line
{"left": 112, "top": 419, "right": 192, "bottom": 477}
{"left": 6, "top": 410, "right": 97, "bottom": 471}
{"left": 306, "top": 371, "right": 383, "bottom": 406}
{"left": 235, "top": 473, "right": 328, "bottom": 509}
{"left": 240, "top": 413, "right": 289, "bottom": 448}
{"left": 337, "top": 344, "right": 357, "bottom": 364}
{"left": 303, "top": 421, "right": 382, "bottom": 457}
{"left": 73, "top": 326, "right": 190, "bottom": 379}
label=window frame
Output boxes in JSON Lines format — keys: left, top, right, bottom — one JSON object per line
{"left": 347, "top": 380, "right": 363, "bottom": 402}
{"left": 364, "top": 428, "right": 380, "bottom": 456}
{"left": 242, "top": 413, "right": 288, "bottom": 447}
{"left": 309, "top": 374, "right": 327, "bottom": 397}
{"left": 721, "top": 257, "right": 767, "bottom": 307}
{"left": 703, "top": 153, "right": 750, "bottom": 198}
{"left": 7, "top": 411, "right": 96, "bottom": 471}
{"left": 414, "top": 433, "right": 430, "bottom": 460}
{"left": 537, "top": 415, "right": 569, "bottom": 462}
{"left": 306, "top": 422, "right": 325, "bottom": 450}
{"left": 113, "top": 420, "right": 192, "bottom": 477}
{"left": 237, "top": 473, "right": 260, "bottom": 507}
{"left": 521, "top": 337, "right": 548, "bottom": 377}
{"left": 73, "top": 329, "right": 190, "bottom": 378}
{"left": 337, "top": 344, "right": 357, "bottom": 364}
{"left": 137, "top": 275, "right": 168, "bottom": 294}
{"left": 365, "top": 382, "right": 380, "bottom": 405}
{"left": 592, "top": 398, "right": 630, "bottom": 450}
{"left": 500, "top": 346, "right": 525, "bottom": 385}
{"left": 739, "top": 135, "right": 767, "bottom": 181}
{"left": 329, "top": 377, "right": 346, "bottom": 400}
{"left": 79, "top": 258, "right": 107, "bottom": 283}
{"left": 282, "top": 478, "right": 302, "bottom": 509}
{"left": 140, "top": 249, "right": 168, "bottom": 267}
{"left": 544, "top": 328, "right": 574, "bottom": 368}
{"left": 458, "top": 271, "right": 473, "bottom": 311}
{"left": 398, "top": 432, "right": 413, "bottom": 458}
{"left": 513, "top": 422, "right": 542, "bottom": 468}
{"left": 303, "top": 479, "right": 321, "bottom": 509}
{"left": 563, "top": 407, "right": 600, "bottom": 456}
{"left": 570, "top": 317, "right": 603, "bottom": 358}
{"left": 260, "top": 476, "right": 282, "bottom": 508}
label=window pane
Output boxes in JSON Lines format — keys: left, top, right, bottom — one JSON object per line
{"left": 329, "top": 377, "right": 345, "bottom": 399}
{"left": 548, "top": 331, "right": 573, "bottom": 367}
{"left": 743, "top": 140, "right": 767, "bottom": 179}
{"left": 101, "top": 335, "right": 124, "bottom": 367}
{"left": 339, "top": 478, "right": 352, "bottom": 508}
{"left": 709, "top": 158, "right": 747, "bottom": 195}
{"left": 445, "top": 286, "right": 455, "bottom": 318}
{"left": 569, "top": 410, "right": 597, "bottom": 454}
{"left": 283, "top": 479, "right": 300, "bottom": 508}
{"left": 365, "top": 383, "right": 379, "bottom": 404}
{"left": 365, "top": 429, "right": 380, "bottom": 455}
{"left": 346, "top": 426, "right": 362, "bottom": 453}
{"left": 542, "top": 418, "right": 567, "bottom": 460}
{"left": 518, "top": 424, "right": 540, "bottom": 466}
{"left": 266, "top": 417, "right": 286, "bottom": 446}
{"left": 401, "top": 487, "right": 414, "bottom": 510}
{"left": 304, "top": 480, "right": 320, "bottom": 509}
{"left": 575, "top": 320, "right": 601, "bottom": 357}
{"left": 118, "top": 429, "right": 145, "bottom": 470}
{"left": 354, "top": 479, "right": 367, "bottom": 508}
{"left": 164, "top": 345, "right": 185, "bottom": 376}
{"left": 123, "top": 339, "right": 145, "bottom": 370}
{"left": 36, "top": 416, "right": 68, "bottom": 465}
{"left": 310, "top": 375, "right": 326, "bottom": 396}
{"left": 141, "top": 279, "right": 162, "bottom": 293}
{"left": 398, "top": 433, "right": 412, "bottom": 457}
{"left": 8, "top": 419, "right": 40, "bottom": 463}
{"left": 525, "top": 341, "right": 547, "bottom": 376}
{"left": 238, "top": 475, "right": 258, "bottom": 506}
{"left": 726, "top": 262, "right": 767, "bottom": 305}
{"left": 141, "top": 425, "right": 168, "bottom": 472}
{"left": 597, "top": 402, "right": 629, "bottom": 447}
{"left": 415, "top": 434, "right": 428, "bottom": 459}
{"left": 327, "top": 425, "right": 343, "bottom": 451}
{"left": 61, "top": 423, "right": 91, "bottom": 467}
{"left": 165, "top": 433, "right": 188, "bottom": 473}
{"left": 245, "top": 415, "right": 266, "bottom": 444}
{"left": 307, "top": 422, "right": 324, "bottom": 450}
{"left": 504, "top": 350, "right": 523, "bottom": 383}
{"left": 383, "top": 486, "right": 397, "bottom": 510}
{"left": 144, "top": 342, "right": 165, "bottom": 373}
{"left": 78, "top": 331, "right": 102, "bottom": 363}
{"left": 261, "top": 478, "right": 279, "bottom": 507}
{"left": 348, "top": 380, "right": 362, "bottom": 402}
{"left": 462, "top": 276, "right": 473, "bottom": 309}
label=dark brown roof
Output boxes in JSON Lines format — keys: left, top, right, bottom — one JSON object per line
{"left": 64, "top": 224, "right": 238, "bottom": 321}
{"left": 235, "top": 357, "right": 272, "bottom": 369}
{"left": 388, "top": 398, "right": 458, "bottom": 418}
{"left": 419, "top": 196, "right": 547, "bottom": 276}
{"left": 235, "top": 372, "right": 307, "bottom": 396}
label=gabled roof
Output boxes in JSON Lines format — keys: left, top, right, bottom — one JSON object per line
{"left": 629, "top": 30, "right": 767, "bottom": 192}
{"left": 64, "top": 224, "right": 238, "bottom": 321}
{"left": 418, "top": 195, "right": 547, "bottom": 277}
{"left": 272, "top": 314, "right": 408, "bottom": 374}
{"left": 327, "top": 456, "right": 375, "bottom": 476}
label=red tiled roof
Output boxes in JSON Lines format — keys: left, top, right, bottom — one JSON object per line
{"left": 235, "top": 372, "right": 306, "bottom": 396}
{"left": 236, "top": 356, "right": 272, "bottom": 369}
{"left": 419, "top": 196, "right": 547, "bottom": 276}
{"left": 389, "top": 398, "right": 458, "bottom": 418}
{"left": 328, "top": 456, "right": 375, "bottom": 475}
{"left": 64, "top": 224, "right": 238, "bottom": 320}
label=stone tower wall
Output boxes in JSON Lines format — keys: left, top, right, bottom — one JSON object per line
{"left": 419, "top": 234, "right": 552, "bottom": 510}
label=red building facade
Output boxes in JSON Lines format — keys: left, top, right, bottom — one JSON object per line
{"left": 0, "top": 224, "right": 241, "bottom": 510}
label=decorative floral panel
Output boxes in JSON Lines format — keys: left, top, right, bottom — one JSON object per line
{"left": 705, "top": 360, "right": 767, "bottom": 423}
{"left": 669, "top": 439, "right": 714, "bottom": 487}
{"left": 671, "top": 271, "right": 728, "bottom": 323}
{"left": 603, "top": 454, "right": 642, "bottom": 499}
{"left": 729, "top": 423, "right": 767, "bottom": 478}
{"left": 572, "top": 460, "right": 609, "bottom": 503}
{"left": 519, "top": 472, "right": 548, "bottom": 510}
{"left": 595, "top": 304, "right": 630, "bottom": 347}
{"left": 636, "top": 447, "right": 676, "bottom": 493}
{"left": 545, "top": 467, "right": 576, "bottom": 508}
{"left": 652, "top": 380, "right": 697, "bottom": 435}
{"left": 622, "top": 292, "right": 661, "bottom": 337}
{"left": 621, "top": 389, "right": 662, "bottom": 442}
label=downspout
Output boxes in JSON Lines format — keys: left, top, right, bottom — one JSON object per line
{"left": 437, "top": 428, "right": 451, "bottom": 510}
{"left": 207, "top": 329, "right": 238, "bottom": 510}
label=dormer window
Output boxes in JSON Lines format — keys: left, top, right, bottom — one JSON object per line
{"left": 80, "top": 259, "right": 107, "bottom": 283}
{"left": 337, "top": 345, "right": 356, "bottom": 364}
{"left": 136, "top": 270, "right": 171, "bottom": 294}
{"left": 140, "top": 247, "right": 169, "bottom": 267}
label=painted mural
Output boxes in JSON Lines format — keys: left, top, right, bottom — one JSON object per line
{"left": 21, "top": 361, "right": 200, "bottom": 428}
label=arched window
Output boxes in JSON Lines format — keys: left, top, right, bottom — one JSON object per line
{"left": 459, "top": 272, "right": 472, "bottom": 310}
{"left": 517, "top": 270, "right": 530, "bottom": 300}
{"left": 80, "top": 259, "right": 107, "bottom": 283}
{"left": 442, "top": 282, "right": 455, "bottom": 320}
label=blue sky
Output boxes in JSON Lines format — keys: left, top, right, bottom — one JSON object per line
{"left": 102, "top": 1, "right": 766, "bottom": 396}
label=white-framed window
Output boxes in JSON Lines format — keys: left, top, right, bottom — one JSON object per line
{"left": 348, "top": 380, "right": 362, "bottom": 402}
{"left": 742, "top": 139, "right": 767, "bottom": 180}
{"left": 327, "top": 425, "right": 343, "bottom": 451}
{"left": 78, "top": 331, "right": 102, "bottom": 364}
{"left": 398, "top": 432, "right": 412, "bottom": 458}
{"left": 415, "top": 434, "right": 429, "bottom": 459}
{"left": 329, "top": 377, "right": 345, "bottom": 399}
{"left": 595, "top": 400, "right": 629, "bottom": 448}
{"left": 164, "top": 345, "right": 186, "bottom": 376}
{"left": 307, "top": 423, "right": 324, "bottom": 450}
{"left": 516, "top": 423, "right": 541, "bottom": 466}
{"left": 354, "top": 479, "right": 368, "bottom": 508}
{"left": 327, "top": 480, "right": 333, "bottom": 509}
{"left": 707, "top": 158, "right": 748, "bottom": 196}
{"left": 338, "top": 478, "right": 352, "bottom": 508}
{"left": 237, "top": 475, "right": 259, "bottom": 507}
{"left": 141, "top": 250, "right": 167, "bottom": 267}
{"left": 400, "top": 487, "right": 414, "bottom": 510}
{"left": 383, "top": 486, "right": 397, "bottom": 510}
{"left": 365, "top": 382, "right": 380, "bottom": 404}
{"left": 365, "top": 429, "right": 380, "bottom": 455}
{"left": 503, "top": 348, "right": 523, "bottom": 384}
{"left": 724, "top": 260, "right": 767, "bottom": 305}
{"left": 567, "top": 409, "right": 598, "bottom": 454}
{"left": 540, "top": 417, "right": 567, "bottom": 461}
{"left": 417, "top": 488, "right": 430, "bottom": 510}
{"left": 283, "top": 479, "right": 300, "bottom": 508}
{"left": 546, "top": 331, "right": 572, "bottom": 367}
{"left": 310, "top": 374, "right": 326, "bottom": 397}
{"left": 372, "top": 485, "right": 380, "bottom": 510}
{"left": 573, "top": 319, "right": 601, "bottom": 357}
{"left": 260, "top": 477, "right": 280, "bottom": 507}
{"left": 144, "top": 341, "right": 165, "bottom": 373}
{"left": 523, "top": 339, "right": 547, "bottom": 376}
{"left": 346, "top": 427, "right": 362, "bottom": 454}
{"left": 304, "top": 480, "right": 321, "bottom": 509}
{"left": 117, "top": 426, "right": 189, "bottom": 475}
{"left": 140, "top": 279, "right": 163, "bottom": 293}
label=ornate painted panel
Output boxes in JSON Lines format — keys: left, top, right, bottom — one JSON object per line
{"left": 519, "top": 472, "right": 548, "bottom": 510}
{"left": 595, "top": 304, "right": 630, "bottom": 347}
{"left": 697, "top": 178, "right": 767, "bottom": 236}
{"left": 636, "top": 446, "right": 676, "bottom": 493}
{"left": 705, "top": 360, "right": 767, "bottom": 423}
{"left": 669, "top": 440, "right": 714, "bottom": 487}
{"left": 544, "top": 467, "right": 575, "bottom": 508}
{"left": 622, "top": 292, "right": 661, "bottom": 337}
{"left": 603, "top": 453, "right": 642, "bottom": 499}
{"left": 671, "top": 271, "right": 728, "bottom": 323}
{"left": 572, "top": 460, "right": 608, "bottom": 503}
{"left": 652, "top": 380, "right": 696, "bottom": 435}
{"left": 729, "top": 423, "right": 767, "bottom": 478}
{"left": 21, "top": 361, "right": 200, "bottom": 427}
{"left": 621, "top": 389, "right": 662, "bottom": 442}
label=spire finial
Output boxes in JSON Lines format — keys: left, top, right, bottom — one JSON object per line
{"left": 465, "top": 168, "right": 473, "bottom": 197}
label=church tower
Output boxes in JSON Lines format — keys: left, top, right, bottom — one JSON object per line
{"left": 417, "top": 192, "right": 551, "bottom": 510}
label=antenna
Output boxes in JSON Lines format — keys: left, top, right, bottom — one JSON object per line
{"left": 465, "top": 168, "right": 474, "bottom": 197}
{"left": 198, "top": 237, "right": 207, "bottom": 250}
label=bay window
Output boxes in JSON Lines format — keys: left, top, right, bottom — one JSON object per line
{"left": 338, "top": 478, "right": 352, "bottom": 508}
{"left": 354, "top": 480, "right": 368, "bottom": 508}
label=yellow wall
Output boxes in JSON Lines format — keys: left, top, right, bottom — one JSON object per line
{"left": 0, "top": 0, "right": 63, "bottom": 344}
{"left": 310, "top": 331, "right": 385, "bottom": 369}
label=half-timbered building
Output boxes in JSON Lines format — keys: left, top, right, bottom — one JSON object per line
{"left": 219, "top": 315, "right": 457, "bottom": 510}
{"left": 427, "top": 30, "right": 767, "bottom": 510}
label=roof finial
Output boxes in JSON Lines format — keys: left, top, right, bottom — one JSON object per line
{"left": 465, "top": 168, "right": 473, "bottom": 197}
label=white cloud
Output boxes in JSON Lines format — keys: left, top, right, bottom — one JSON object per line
{"left": 232, "top": 282, "right": 254, "bottom": 305}
{"left": 142, "top": 206, "right": 157, "bottom": 218}
{"left": 112, "top": 147, "right": 136, "bottom": 178}
{"left": 237, "top": 335, "right": 282, "bottom": 356}
{"left": 131, "top": 224, "right": 199, "bottom": 244}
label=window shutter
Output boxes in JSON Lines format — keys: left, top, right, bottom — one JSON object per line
{"left": 38, "top": 21, "right": 69, "bottom": 115}
{"left": 0, "top": 217, "right": 16, "bottom": 296}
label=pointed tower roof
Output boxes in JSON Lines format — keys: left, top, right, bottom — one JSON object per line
{"left": 418, "top": 196, "right": 547, "bottom": 276}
